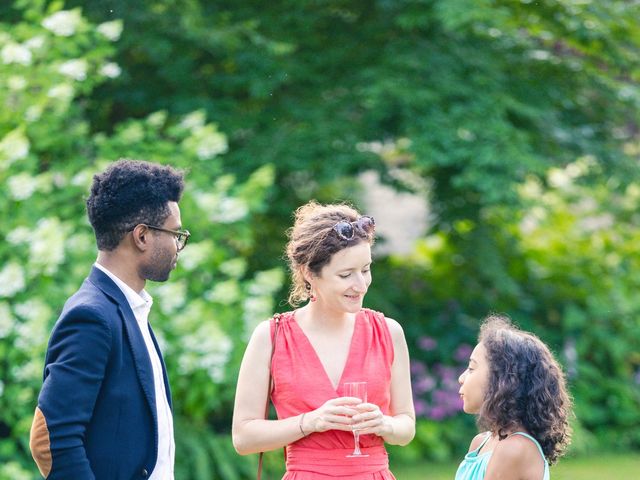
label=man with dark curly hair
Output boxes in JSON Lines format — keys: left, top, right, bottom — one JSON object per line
{"left": 30, "top": 159, "right": 189, "bottom": 480}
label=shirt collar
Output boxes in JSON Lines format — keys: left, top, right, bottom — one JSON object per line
{"left": 94, "top": 262, "right": 153, "bottom": 311}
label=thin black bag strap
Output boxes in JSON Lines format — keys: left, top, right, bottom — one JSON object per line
{"left": 257, "top": 313, "right": 281, "bottom": 480}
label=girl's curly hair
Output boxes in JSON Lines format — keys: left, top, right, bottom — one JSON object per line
{"left": 478, "top": 315, "right": 572, "bottom": 464}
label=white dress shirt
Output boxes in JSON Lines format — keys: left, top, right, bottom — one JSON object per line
{"left": 95, "top": 263, "right": 175, "bottom": 479}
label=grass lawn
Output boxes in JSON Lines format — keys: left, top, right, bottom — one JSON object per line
{"left": 391, "top": 453, "right": 640, "bottom": 479}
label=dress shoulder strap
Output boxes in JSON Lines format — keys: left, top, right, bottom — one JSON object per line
{"left": 475, "top": 431, "right": 492, "bottom": 452}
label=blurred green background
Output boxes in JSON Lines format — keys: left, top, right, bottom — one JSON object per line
{"left": 1, "top": 0, "right": 639, "bottom": 478}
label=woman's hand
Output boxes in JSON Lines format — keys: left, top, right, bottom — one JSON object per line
{"left": 350, "top": 402, "right": 393, "bottom": 437}
{"left": 305, "top": 397, "right": 362, "bottom": 433}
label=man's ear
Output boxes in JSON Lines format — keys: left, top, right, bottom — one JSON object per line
{"left": 130, "top": 224, "right": 151, "bottom": 252}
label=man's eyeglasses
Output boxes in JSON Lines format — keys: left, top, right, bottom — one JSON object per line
{"left": 332, "top": 215, "right": 375, "bottom": 241}
{"left": 142, "top": 224, "right": 191, "bottom": 251}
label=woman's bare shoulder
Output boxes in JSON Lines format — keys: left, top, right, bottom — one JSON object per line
{"left": 383, "top": 316, "right": 405, "bottom": 338}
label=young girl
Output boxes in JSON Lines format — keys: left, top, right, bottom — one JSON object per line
{"left": 232, "top": 201, "right": 415, "bottom": 479}
{"left": 456, "top": 315, "right": 572, "bottom": 480}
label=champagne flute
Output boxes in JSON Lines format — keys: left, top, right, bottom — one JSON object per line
{"left": 343, "top": 381, "right": 369, "bottom": 458}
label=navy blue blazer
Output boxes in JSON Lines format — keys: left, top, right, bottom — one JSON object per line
{"left": 30, "top": 267, "right": 172, "bottom": 479}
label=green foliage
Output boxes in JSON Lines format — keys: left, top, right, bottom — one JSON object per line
{"left": 174, "top": 419, "right": 259, "bottom": 480}
{"left": 514, "top": 163, "right": 640, "bottom": 449}
{"left": 369, "top": 159, "right": 640, "bottom": 458}
{"left": 0, "top": 2, "right": 279, "bottom": 478}
{"left": 1, "top": 0, "right": 640, "bottom": 478}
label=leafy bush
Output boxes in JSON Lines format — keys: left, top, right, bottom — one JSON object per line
{"left": 2, "top": 1, "right": 639, "bottom": 478}
{"left": 369, "top": 159, "right": 640, "bottom": 459}
{"left": 0, "top": 3, "right": 279, "bottom": 478}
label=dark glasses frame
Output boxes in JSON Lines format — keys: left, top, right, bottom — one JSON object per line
{"left": 332, "top": 215, "right": 375, "bottom": 241}
{"left": 140, "top": 224, "right": 191, "bottom": 251}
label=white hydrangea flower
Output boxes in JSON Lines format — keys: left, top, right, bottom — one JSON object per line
{"left": 146, "top": 111, "right": 167, "bottom": 127}
{"left": 25, "top": 105, "right": 43, "bottom": 122}
{"left": 248, "top": 268, "right": 285, "bottom": 296}
{"left": 519, "top": 206, "right": 548, "bottom": 235}
{"left": 7, "top": 226, "right": 31, "bottom": 245}
{"left": 242, "top": 296, "right": 273, "bottom": 333}
{"left": 175, "top": 240, "right": 213, "bottom": 271}
{"left": 191, "top": 191, "right": 218, "bottom": 212}
{"left": 52, "top": 172, "right": 67, "bottom": 188}
{"left": 529, "top": 49, "right": 551, "bottom": 61}
{"left": 205, "top": 280, "right": 240, "bottom": 305}
{"left": 30, "top": 218, "right": 66, "bottom": 275}
{"left": 547, "top": 167, "right": 572, "bottom": 189}
{"left": 180, "top": 110, "right": 207, "bottom": 130}
{"left": 42, "top": 10, "right": 82, "bottom": 37}
{"left": 47, "top": 83, "right": 75, "bottom": 100}
{"left": 195, "top": 126, "right": 228, "bottom": 159}
{"left": 626, "top": 183, "right": 640, "bottom": 201}
{"left": 456, "top": 128, "right": 476, "bottom": 141}
{"left": 0, "top": 262, "right": 26, "bottom": 298}
{"left": 118, "top": 122, "right": 145, "bottom": 142}
{"left": 579, "top": 213, "right": 614, "bottom": 232}
{"left": 8, "top": 172, "right": 38, "bottom": 200}
{"left": 519, "top": 214, "right": 539, "bottom": 235}
{"left": 170, "top": 301, "right": 233, "bottom": 381}
{"left": 0, "top": 460, "right": 33, "bottom": 480}
{"left": 99, "top": 62, "right": 121, "bottom": 78}
{"left": 58, "top": 59, "right": 88, "bottom": 81}
{"left": 71, "top": 169, "right": 94, "bottom": 187}
{"left": 13, "top": 359, "right": 42, "bottom": 382}
{"left": 182, "top": 123, "right": 228, "bottom": 160}
{"left": 36, "top": 172, "right": 55, "bottom": 194}
{"left": 8, "top": 76, "right": 27, "bottom": 90}
{"left": 208, "top": 197, "right": 248, "bottom": 223}
{"left": 66, "top": 232, "right": 93, "bottom": 252}
{"left": 567, "top": 155, "right": 595, "bottom": 177}
{"left": 25, "top": 35, "right": 46, "bottom": 50}
{"left": 14, "top": 299, "right": 46, "bottom": 321}
{"left": 519, "top": 176, "right": 543, "bottom": 200}
{"left": 0, "top": 302, "right": 15, "bottom": 338}
{"left": 153, "top": 281, "right": 187, "bottom": 314}
{"left": 0, "top": 128, "right": 30, "bottom": 168}
{"left": 179, "top": 323, "right": 232, "bottom": 382}
{"left": 356, "top": 140, "right": 383, "bottom": 154}
{"left": 14, "top": 299, "right": 52, "bottom": 350}
{"left": 219, "top": 258, "right": 247, "bottom": 278}
{"left": 96, "top": 20, "right": 123, "bottom": 41}
{"left": 1, "top": 43, "right": 32, "bottom": 65}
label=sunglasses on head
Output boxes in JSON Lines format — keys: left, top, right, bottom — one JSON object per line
{"left": 332, "top": 215, "right": 375, "bottom": 241}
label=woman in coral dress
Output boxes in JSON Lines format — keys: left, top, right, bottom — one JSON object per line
{"left": 232, "top": 201, "right": 415, "bottom": 479}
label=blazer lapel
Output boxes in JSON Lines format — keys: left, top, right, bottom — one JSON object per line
{"left": 88, "top": 267, "right": 157, "bottom": 420}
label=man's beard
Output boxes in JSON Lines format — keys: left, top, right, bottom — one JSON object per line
{"left": 140, "top": 247, "right": 175, "bottom": 282}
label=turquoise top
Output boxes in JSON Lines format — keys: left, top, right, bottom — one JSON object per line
{"left": 454, "top": 432, "right": 549, "bottom": 480}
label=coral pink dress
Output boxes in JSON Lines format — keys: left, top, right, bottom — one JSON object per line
{"left": 270, "top": 308, "right": 396, "bottom": 479}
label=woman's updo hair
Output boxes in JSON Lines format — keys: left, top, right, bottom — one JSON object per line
{"left": 285, "top": 200, "right": 375, "bottom": 306}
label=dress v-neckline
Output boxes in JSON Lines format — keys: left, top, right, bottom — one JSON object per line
{"left": 292, "top": 310, "right": 361, "bottom": 392}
